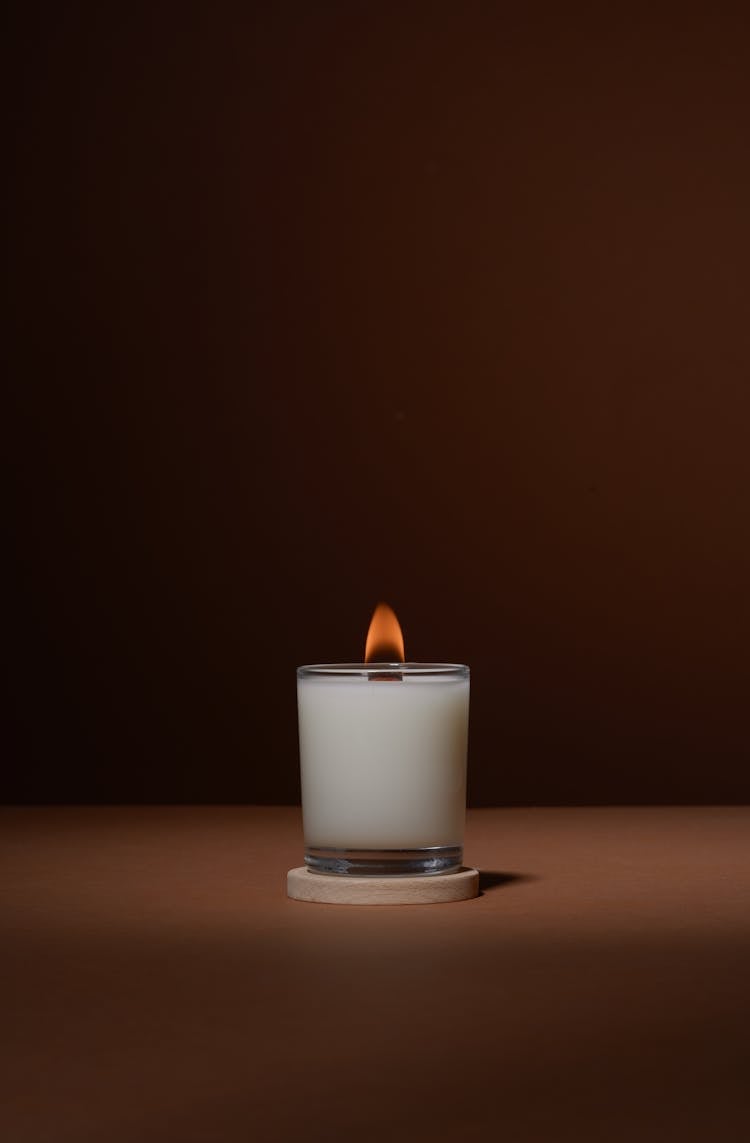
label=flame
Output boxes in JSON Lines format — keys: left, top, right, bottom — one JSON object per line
{"left": 365, "top": 602, "right": 405, "bottom": 663}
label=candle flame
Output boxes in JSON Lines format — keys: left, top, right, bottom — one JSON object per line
{"left": 364, "top": 602, "right": 405, "bottom": 663}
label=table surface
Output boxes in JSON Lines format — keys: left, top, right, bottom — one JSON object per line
{"left": 2, "top": 806, "right": 749, "bottom": 1143}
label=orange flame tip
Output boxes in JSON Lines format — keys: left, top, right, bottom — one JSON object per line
{"left": 364, "top": 602, "right": 405, "bottom": 663}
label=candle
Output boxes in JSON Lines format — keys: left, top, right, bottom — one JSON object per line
{"left": 297, "top": 604, "right": 470, "bottom": 875}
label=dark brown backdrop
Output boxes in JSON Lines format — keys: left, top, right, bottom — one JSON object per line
{"left": 7, "top": 3, "right": 749, "bottom": 804}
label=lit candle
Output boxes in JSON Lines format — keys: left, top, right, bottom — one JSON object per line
{"left": 297, "top": 604, "right": 470, "bottom": 875}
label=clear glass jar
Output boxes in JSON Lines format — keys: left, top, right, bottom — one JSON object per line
{"left": 297, "top": 663, "right": 470, "bottom": 875}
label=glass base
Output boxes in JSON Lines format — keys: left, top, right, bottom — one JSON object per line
{"left": 304, "top": 845, "right": 463, "bottom": 877}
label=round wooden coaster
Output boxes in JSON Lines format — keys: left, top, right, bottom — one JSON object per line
{"left": 287, "top": 865, "right": 479, "bottom": 905}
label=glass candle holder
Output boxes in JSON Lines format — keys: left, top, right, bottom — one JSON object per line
{"left": 297, "top": 663, "right": 470, "bottom": 876}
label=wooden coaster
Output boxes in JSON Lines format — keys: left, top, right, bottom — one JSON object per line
{"left": 287, "top": 865, "right": 479, "bottom": 905}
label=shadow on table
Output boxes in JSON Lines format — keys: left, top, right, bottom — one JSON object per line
{"left": 478, "top": 870, "right": 536, "bottom": 895}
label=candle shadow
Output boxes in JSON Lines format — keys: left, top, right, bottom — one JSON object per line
{"left": 477, "top": 870, "right": 536, "bottom": 895}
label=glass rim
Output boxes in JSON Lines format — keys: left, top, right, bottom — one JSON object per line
{"left": 297, "top": 662, "right": 469, "bottom": 679}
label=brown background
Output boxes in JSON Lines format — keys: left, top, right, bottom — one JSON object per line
{"left": 7, "top": 3, "right": 750, "bottom": 804}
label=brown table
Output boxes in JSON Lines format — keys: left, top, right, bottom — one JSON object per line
{"left": 2, "top": 807, "right": 749, "bottom": 1142}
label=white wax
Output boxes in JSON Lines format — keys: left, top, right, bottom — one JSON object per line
{"left": 298, "top": 674, "right": 470, "bottom": 850}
